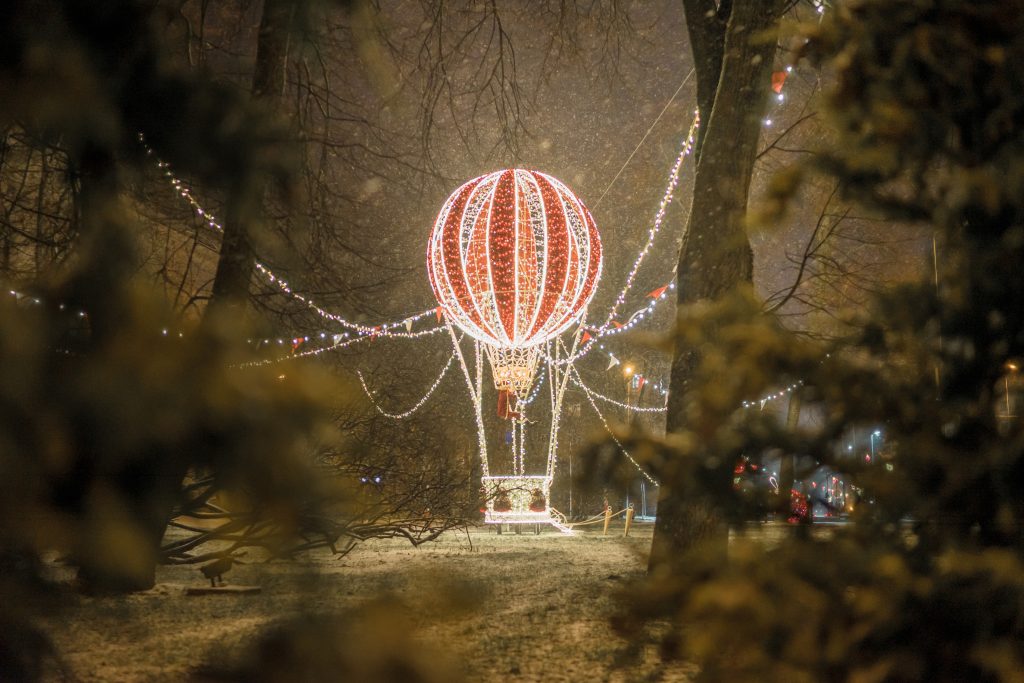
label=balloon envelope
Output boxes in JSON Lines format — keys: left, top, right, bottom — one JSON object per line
{"left": 427, "top": 169, "right": 602, "bottom": 349}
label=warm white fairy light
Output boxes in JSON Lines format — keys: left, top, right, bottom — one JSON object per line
{"left": 519, "top": 365, "right": 547, "bottom": 406}
{"left": 542, "top": 281, "right": 676, "bottom": 368}
{"left": 234, "top": 324, "right": 446, "bottom": 368}
{"left": 570, "top": 368, "right": 667, "bottom": 413}
{"left": 592, "top": 112, "right": 699, "bottom": 334}
{"left": 544, "top": 335, "right": 585, "bottom": 481}
{"left": 742, "top": 381, "right": 804, "bottom": 410}
{"left": 575, "top": 372, "right": 659, "bottom": 486}
{"left": 541, "top": 116, "right": 701, "bottom": 369}
{"left": 357, "top": 350, "right": 456, "bottom": 419}
{"left": 138, "top": 133, "right": 434, "bottom": 339}
{"left": 447, "top": 324, "right": 490, "bottom": 478}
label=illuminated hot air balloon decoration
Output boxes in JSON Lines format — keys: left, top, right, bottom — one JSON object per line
{"left": 428, "top": 169, "right": 602, "bottom": 529}
{"left": 427, "top": 169, "right": 602, "bottom": 398}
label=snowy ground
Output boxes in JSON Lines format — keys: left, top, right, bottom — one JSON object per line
{"left": 39, "top": 521, "right": 710, "bottom": 682}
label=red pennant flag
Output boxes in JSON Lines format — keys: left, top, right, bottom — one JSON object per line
{"left": 647, "top": 284, "right": 669, "bottom": 299}
{"left": 435, "top": 306, "right": 443, "bottom": 323}
{"left": 772, "top": 71, "right": 787, "bottom": 94}
{"left": 637, "top": 375, "right": 647, "bottom": 392}
{"left": 581, "top": 331, "right": 592, "bottom": 344}
{"left": 291, "top": 337, "right": 304, "bottom": 352}
{"left": 612, "top": 320, "right": 623, "bottom": 329}
{"left": 370, "top": 325, "right": 381, "bottom": 341}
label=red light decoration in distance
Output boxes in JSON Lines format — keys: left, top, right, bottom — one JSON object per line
{"left": 427, "top": 169, "right": 602, "bottom": 349}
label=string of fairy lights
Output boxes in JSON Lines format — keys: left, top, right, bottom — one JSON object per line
{"left": 571, "top": 373, "right": 668, "bottom": 413}
{"left": 138, "top": 133, "right": 438, "bottom": 341}
{"left": 235, "top": 325, "right": 447, "bottom": 369}
{"left": 356, "top": 349, "right": 457, "bottom": 419}
{"left": 571, "top": 367, "right": 658, "bottom": 486}
{"left": 593, "top": 112, "right": 699, "bottom": 335}
{"left": 742, "top": 381, "right": 804, "bottom": 410}
{"left": 542, "top": 113, "right": 700, "bottom": 368}
{"left": 131, "top": 52, "right": 817, "bottom": 494}
{"left": 140, "top": 134, "right": 690, "bottom": 385}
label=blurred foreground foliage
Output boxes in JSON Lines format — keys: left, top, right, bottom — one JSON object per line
{"left": 0, "top": 1, "right": 470, "bottom": 681}
{"left": 610, "top": 1, "right": 1024, "bottom": 681}
{"left": 193, "top": 598, "right": 464, "bottom": 683}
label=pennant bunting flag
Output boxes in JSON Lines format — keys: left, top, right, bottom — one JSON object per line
{"left": 435, "top": 306, "right": 443, "bottom": 323}
{"left": 405, "top": 318, "right": 413, "bottom": 332}
{"left": 648, "top": 284, "right": 669, "bottom": 299}
{"left": 581, "top": 331, "right": 592, "bottom": 344}
{"left": 772, "top": 71, "right": 787, "bottom": 94}
{"left": 607, "top": 354, "right": 620, "bottom": 371}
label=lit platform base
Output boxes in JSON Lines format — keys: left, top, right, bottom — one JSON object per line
{"left": 481, "top": 475, "right": 573, "bottom": 534}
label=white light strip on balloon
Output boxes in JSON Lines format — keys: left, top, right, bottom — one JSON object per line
{"left": 138, "top": 134, "right": 434, "bottom": 338}
{"left": 356, "top": 350, "right": 456, "bottom": 419}
{"left": 426, "top": 169, "right": 601, "bottom": 349}
{"left": 570, "top": 369, "right": 667, "bottom": 413}
{"left": 575, "top": 371, "right": 659, "bottom": 486}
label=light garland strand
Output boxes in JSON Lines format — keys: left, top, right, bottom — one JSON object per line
{"left": 234, "top": 324, "right": 446, "bottom": 368}
{"left": 570, "top": 368, "right": 667, "bottom": 413}
{"left": 742, "top": 381, "right": 804, "bottom": 410}
{"left": 593, "top": 113, "right": 699, "bottom": 334}
{"left": 575, "top": 370, "right": 659, "bottom": 486}
{"left": 356, "top": 350, "right": 456, "bottom": 419}
{"left": 541, "top": 281, "right": 676, "bottom": 368}
{"left": 446, "top": 325, "right": 490, "bottom": 477}
{"left": 519, "top": 365, "right": 547, "bottom": 406}
{"left": 542, "top": 114, "right": 700, "bottom": 368}
{"left": 138, "top": 133, "right": 434, "bottom": 339}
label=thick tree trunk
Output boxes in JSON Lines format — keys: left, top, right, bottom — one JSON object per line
{"left": 649, "top": 0, "right": 782, "bottom": 572}
{"left": 682, "top": 0, "right": 728, "bottom": 161}
{"left": 206, "top": 0, "right": 296, "bottom": 314}
{"left": 66, "top": 148, "right": 192, "bottom": 592}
